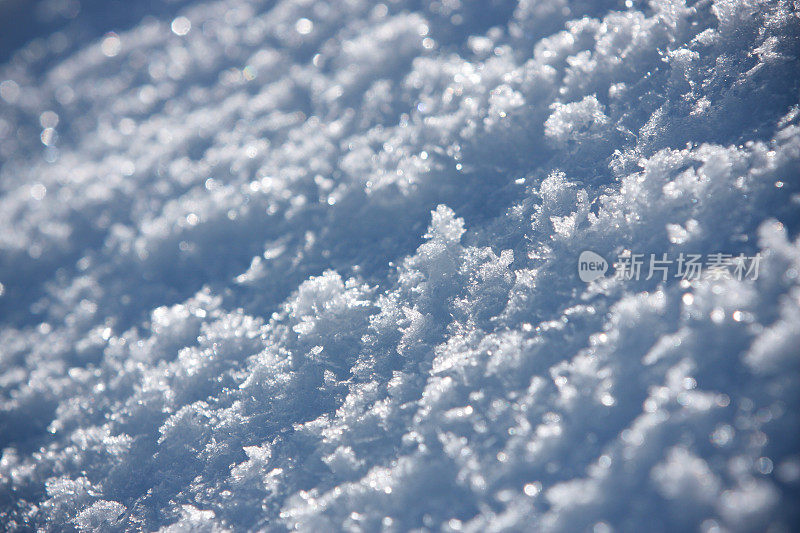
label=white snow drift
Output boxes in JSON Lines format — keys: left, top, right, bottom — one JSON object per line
{"left": 0, "top": 0, "right": 799, "bottom": 530}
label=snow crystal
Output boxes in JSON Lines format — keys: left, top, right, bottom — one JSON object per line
{"left": 1, "top": 0, "right": 799, "bottom": 530}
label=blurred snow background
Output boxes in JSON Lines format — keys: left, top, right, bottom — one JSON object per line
{"left": 0, "top": 0, "right": 799, "bottom": 530}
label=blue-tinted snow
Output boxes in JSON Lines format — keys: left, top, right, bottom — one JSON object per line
{"left": 1, "top": 0, "right": 799, "bottom": 530}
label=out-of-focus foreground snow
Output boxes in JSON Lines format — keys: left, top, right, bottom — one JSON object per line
{"left": 1, "top": 0, "right": 799, "bottom": 530}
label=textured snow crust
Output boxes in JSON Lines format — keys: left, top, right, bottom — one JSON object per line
{"left": 1, "top": 0, "right": 800, "bottom": 530}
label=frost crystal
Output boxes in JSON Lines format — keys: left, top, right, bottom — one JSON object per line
{"left": 1, "top": 0, "right": 799, "bottom": 530}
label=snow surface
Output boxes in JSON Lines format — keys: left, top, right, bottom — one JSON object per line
{"left": 1, "top": 0, "right": 799, "bottom": 530}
